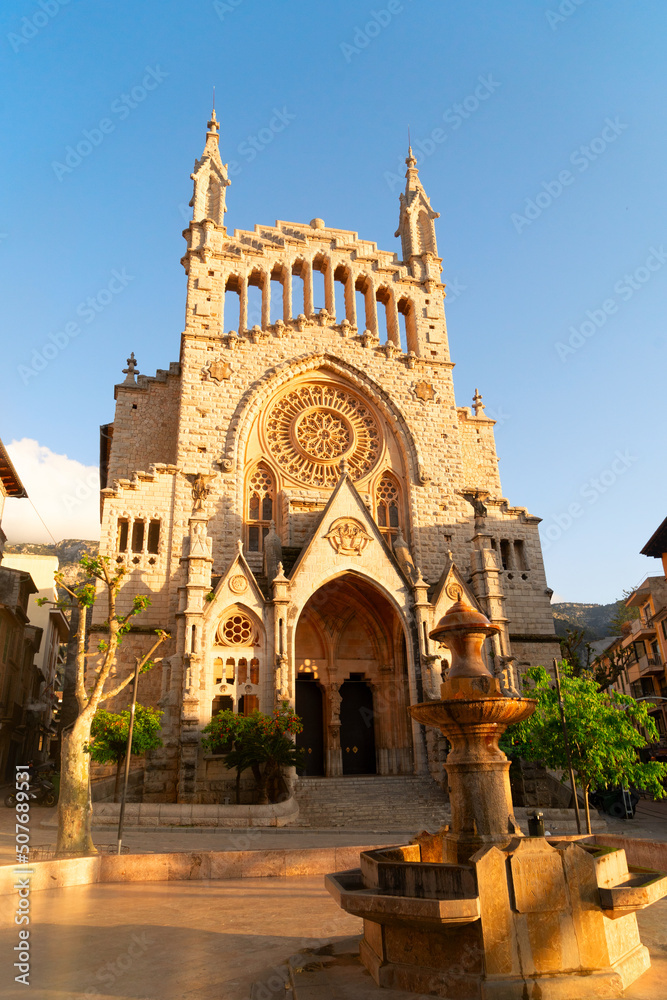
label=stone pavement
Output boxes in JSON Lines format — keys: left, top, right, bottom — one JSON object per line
{"left": 0, "top": 796, "right": 665, "bottom": 998}
{"left": 0, "top": 875, "right": 665, "bottom": 1000}
{"left": 0, "top": 799, "right": 415, "bottom": 865}
{"left": 0, "top": 793, "right": 664, "bottom": 864}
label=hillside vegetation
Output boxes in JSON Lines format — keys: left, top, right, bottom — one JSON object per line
{"left": 4, "top": 539, "right": 99, "bottom": 590}
{"left": 551, "top": 602, "right": 620, "bottom": 641}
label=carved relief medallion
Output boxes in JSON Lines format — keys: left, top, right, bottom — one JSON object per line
{"left": 325, "top": 517, "right": 373, "bottom": 556}
{"left": 202, "top": 358, "right": 232, "bottom": 383}
{"left": 265, "top": 383, "right": 381, "bottom": 487}
{"left": 229, "top": 575, "right": 248, "bottom": 594}
{"left": 414, "top": 380, "right": 435, "bottom": 401}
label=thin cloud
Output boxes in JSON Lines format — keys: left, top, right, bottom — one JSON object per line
{"left": 2, "top": 439, "right": 100, "bottom": 543}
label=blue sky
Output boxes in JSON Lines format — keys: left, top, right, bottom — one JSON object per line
{"left": 1, "top": 0, "right": 666, "bottom": 604}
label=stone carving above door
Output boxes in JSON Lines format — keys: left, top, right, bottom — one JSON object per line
{"left": 264, "top": 382, "right": 381, "bottom": 487}
{"left": 229, "top": 574, "right": 248, "bottom": 594}
{"left": 325, "top": 517, "right": 373, "bottom": 556}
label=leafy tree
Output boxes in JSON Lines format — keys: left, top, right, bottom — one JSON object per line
{"left": 503, "top": 663, "right": 667, "bottom": 833}
{"left": 39, "top": 555, "right": 168, "bottom": 855}
{"left": 609, "top": 591, "right": 640, "bottom": 636}
{"left": 84, "top": 705, "right": 163, "bottom": 802}
{"left": 202, "top": 705, "right": 304, "bottom": 804}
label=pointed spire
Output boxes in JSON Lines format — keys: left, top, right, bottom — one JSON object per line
{"left": 394, "top": 136, "right": 440, "bottom": 266}
{"left": 190, "top": 105, "right": 230, "bottom": 227}
{"left": 406, "top": 125, "right": 417, "bottom": 169}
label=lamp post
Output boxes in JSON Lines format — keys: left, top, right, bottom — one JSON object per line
{"left": 116, "top": 631, "right": 169, "bottom": 856}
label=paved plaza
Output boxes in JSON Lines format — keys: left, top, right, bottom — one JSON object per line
{"left": 0, "top": 876, "right": 665, "bottom": 1000}
{"left": 1, "top": 800, "right": 665, "bottom": 998}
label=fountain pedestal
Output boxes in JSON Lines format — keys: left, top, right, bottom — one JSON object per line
{"left": 410, "top": 674, "right": 533, "bottom": 865}
{"left": 325, "top": 597, "right": 667, "bottom": 999}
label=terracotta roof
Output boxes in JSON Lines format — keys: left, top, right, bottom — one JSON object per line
{"left": 0, "top": 438, "right": 27, "bottom": 498}
{"left": 641, "top": 517, "right": 667, "bottom": 559}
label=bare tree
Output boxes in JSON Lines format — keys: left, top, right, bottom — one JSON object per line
{"left": 43, "top": 555, "right": 168, "bottom": 855}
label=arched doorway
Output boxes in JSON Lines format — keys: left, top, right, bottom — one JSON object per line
{"left": 295, "top": 676, "right": 324, "bottom": 775}
{"left": 340, "top": 679, "right": 376, "bottom": 774}
{"left": 294, "top": 574, "right": 413, "bottom": 777}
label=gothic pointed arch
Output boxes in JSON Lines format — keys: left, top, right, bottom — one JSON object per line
{"left": 244, "top": 460, "right": 276, "bottom": 554}
{"left": 375, "top": 470, "right": 402, "bottom": 542}
{"left": 221, "top": 353, "right": 429, "bottom": 489}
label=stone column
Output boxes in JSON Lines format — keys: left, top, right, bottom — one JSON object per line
{"left": 344, "top": 273, "right": 355, "bottom": 327}
{"left": 178, "top": 510, "right": 213, "bottom": 802}
{"left": 303, "top": 262, "right": 313, "bottom": 318}
{"left": 412, "top": 572, "right": 439, "bottom": 700}
{"left": 238, "top": 274, "right": 248, "bottom": 333}
{"left": 365, "top": 283, "right": 378, "bottom": 336}
{"left": 261, "top": 271, "right": 271, "bottom": 328}
{"left": 324, "top": 260, "right": 335, "bottom": 318}
{"left": 327, "top": 683, "right": 343, "bottom": 776}
{"left": 386, "top": 293, "right": 401, "bottom": 348}
{"left": 271, "top": 565, "right": 291, "bottom": 708}
{"left": 283, "top": 269, "right": 292, "bottom": 322}
{"left": 470, "top": 521, "right": 510, "bottom": 658}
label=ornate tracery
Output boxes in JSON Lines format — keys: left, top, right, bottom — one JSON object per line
{"left": 376, "top": 473, "right": 401, "bottom": 541}
{"left": 263, "top": 381, "right": 381, "bottom": 487}
{"left": 246, "top": 462, "right": 275, "bottom": 552}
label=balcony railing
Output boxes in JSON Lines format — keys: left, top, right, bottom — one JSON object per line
{"left": 638, "top": 654, "right": 665, "bottom": 677}
{"left": 622, "top": 616, "right": 657, "bottom": 647}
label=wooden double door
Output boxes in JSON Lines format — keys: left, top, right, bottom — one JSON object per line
{"left": 295, "top": 677, "right": 376, "bottom": 776}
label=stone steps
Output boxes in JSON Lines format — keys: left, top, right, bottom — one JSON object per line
{"left": 291, "top": 775, "right": 607, "bottom": 833}
{"left": 292, "top": 775, "right": 450, "bottom": 830}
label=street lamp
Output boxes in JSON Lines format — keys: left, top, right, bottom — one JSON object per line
{"left": 116, "top": 630, "right": 169, "bottom": 856}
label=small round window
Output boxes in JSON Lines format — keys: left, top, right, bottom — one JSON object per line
{"left": 221, "top": 613, "right": 254, "bottom": 646}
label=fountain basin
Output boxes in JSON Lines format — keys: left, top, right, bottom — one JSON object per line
{"left": 325, "top": 867, "right": 480, "bottom": 927}
{"left": 325, "top": 836, "right": 667, "bottom": 999}
{"left": 409, "top": 695, "right": 535, "bottom": 734}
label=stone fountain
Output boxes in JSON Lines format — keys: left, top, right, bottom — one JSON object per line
{"left": 325, "top": 597, "right": 667, "bottom": 999}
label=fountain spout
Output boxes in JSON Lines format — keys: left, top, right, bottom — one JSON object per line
{"left": 410, "top": 595, "right": 535, "bottom": 863}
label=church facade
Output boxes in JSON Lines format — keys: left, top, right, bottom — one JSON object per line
{"left": 95, "top": 112, "right": 560, "bottom": 802}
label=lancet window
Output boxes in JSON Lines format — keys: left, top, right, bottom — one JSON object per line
{"left": 246, "top": 462, "right": 275, "bottom": 553}
{"left": 375, "top": 474, "right": 401, "bottom": 541}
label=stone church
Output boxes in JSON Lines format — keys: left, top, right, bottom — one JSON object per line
{"left": 95, "top": 111, "right": 560, "bottom": 802}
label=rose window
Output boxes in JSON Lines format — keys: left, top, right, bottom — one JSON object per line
{"left": 295, "top": 410, "right": 351, "bottom": 460}
{"left": 219, "top": 613, "right": 255, "bottom": 646}
{"left": 265, "top": 383, "right": 381, "bottom": 487}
